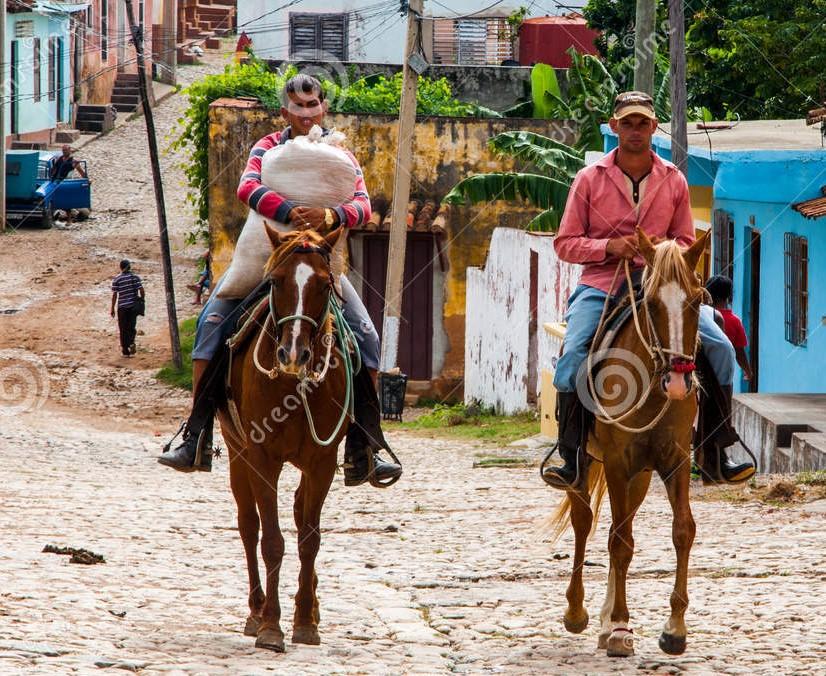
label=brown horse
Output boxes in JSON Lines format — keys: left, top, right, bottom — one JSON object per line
{"left": 215, "top": 225, "right": 352, "bottom": 652}
{"left": 548, "top": 229, "right": 710, "bottom": 658}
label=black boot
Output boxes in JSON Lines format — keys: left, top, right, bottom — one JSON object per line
{"left": 700, "top": 385, "right": 755, "bottom": 485}
{"left": 158, "top": 417, "right": 214, "bottom": 473}
{"left": 542, "top": 392, "right": 589, "bottom": 490}
{"left": 343, "top": 369, "right": 402, "bottom": 488}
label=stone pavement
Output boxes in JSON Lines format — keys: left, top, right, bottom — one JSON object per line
{"left": 0, "top": 413, "right": 823, "bottom": 675}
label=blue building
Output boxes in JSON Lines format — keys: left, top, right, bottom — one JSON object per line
{"left": 3, "top": 1, "right": 80, "bottom": 145}
{"left": 603, "top": 120, "right": 826, "bottom": 394}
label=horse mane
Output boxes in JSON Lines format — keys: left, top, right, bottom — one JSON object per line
{"left": 642, "top": 239, "right": 698, "bottom": 296}
{"left": 263, "top": 229, "right": 328, "bottom": 276}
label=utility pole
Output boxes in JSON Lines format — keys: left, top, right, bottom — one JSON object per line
{"left": 379, "top": 0, "right": 423, "bottom": 373}
{"left": 668, "top": 0, "right": 688, "bottom": 176}
{"left": 125, "top": 0, "right": 183, "bottom": 369}
{"left": 634, "top": 0, "right": 656, "bottom": 95}
{"left": 160, "top": 0, "right": 177, "bottom": 85}
{"left": 1, "top": 0, "right": 6, "bottom": 233}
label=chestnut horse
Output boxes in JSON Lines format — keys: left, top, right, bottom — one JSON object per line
{"left": 548, "top": 229, "right": 710, "bottom": 658}
{"left": 216, "top": 226, "right": 353, "bottom": 652}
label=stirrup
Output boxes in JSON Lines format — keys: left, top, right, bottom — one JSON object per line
{"left": 540, "top": 441, "right": 587, "bottom": 490}
{"left": 367, "top": 446, "right": 403, "bottom": 489}
{"left": 193, "top": 427, "right": 213, "bottom": 468}
{"left": 162, "top": 420, "right": 187, "bottom": 453}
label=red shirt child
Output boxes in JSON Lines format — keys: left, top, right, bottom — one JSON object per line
{"left": 706, "top": 275, "right": 753, "bottom": 382}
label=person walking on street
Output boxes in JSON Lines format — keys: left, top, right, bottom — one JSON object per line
{"left": 111, "top": 260, "right": 144, "bottom": 357}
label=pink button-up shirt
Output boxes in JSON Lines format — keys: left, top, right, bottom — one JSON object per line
{"left": 555, "top": 149, "right": 695, "bottom": 294}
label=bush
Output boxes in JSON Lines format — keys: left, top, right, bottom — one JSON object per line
{"left": 170, "top": 56, "right": 498, "bottom": 241}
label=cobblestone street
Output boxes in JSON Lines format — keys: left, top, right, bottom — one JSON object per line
{"left": 0, "top": 410, "right": 824, "bottom": 675}
{"left": 0, "top": 45, "right": 824, "bottom": 676}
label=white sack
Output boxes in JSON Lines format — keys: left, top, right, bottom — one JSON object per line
{"left": 218, "top": 126, "right": 355, "bottom": 299}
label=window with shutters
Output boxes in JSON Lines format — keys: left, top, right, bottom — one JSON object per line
{"left": 289, "top": 13, "right": 348, "bottom": 61}
{"left": 432, "top": 17, "right": 515, "bottom": 65}
{"left": 48, "top": 37, "right": 56, "bottom": 101}
{"left": 712, "top": 209, "right": 734, "bottom": 277}
{"left": 784, "top": 233, "right": 808, "bottom": 346}
{"left": 33, "top": 38, "right": 41, "bottom": 102}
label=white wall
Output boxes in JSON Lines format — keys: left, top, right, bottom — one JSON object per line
{"left": 238, "top": 1, "right": 528, "bottom": 65}
{"left": 465, "top": 228, "right": 581, "bottom": 414}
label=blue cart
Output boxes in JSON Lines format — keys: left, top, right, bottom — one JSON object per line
{"left": 5, "top": 150, "right": 92, "bottom": 229}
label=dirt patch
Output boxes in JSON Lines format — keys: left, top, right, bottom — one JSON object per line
{"left": 42, "top": 545, "right": 106, "bottom": 565}
{"left": 694, "top": 475, "right": 826, "bottom": 506}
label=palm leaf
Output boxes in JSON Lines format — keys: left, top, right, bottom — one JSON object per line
{"left": 531, "top": 63, "right": 561, "bottom": 118}
{"left": 443, "top": 173, "right": 570, "bottom": 214}
{"left": 524, "top": 208, "right": 561, "bottom": 232}
{"left": 502, "top": 100, "right": 535, "bottom": 118}
{"left": 487, "top": 131, "right": 585, "bottom": 179}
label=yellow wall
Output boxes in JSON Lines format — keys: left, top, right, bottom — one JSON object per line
{"left": 206, "top": 99, "right": 577, "bottom": 382}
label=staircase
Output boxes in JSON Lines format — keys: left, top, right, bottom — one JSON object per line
{"left": 177, "top": 0, "right": 236, "bottom": 64}
{"left": 54, "top": 122, "right": 81, "bottom": 144}
{"left": 111, "top": 73, "right": 142, "bottom": 114}
{"left": 76, "top": 104, "right": 116, "bottom": 134}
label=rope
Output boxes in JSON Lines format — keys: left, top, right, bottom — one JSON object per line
{"left": 586, "top": 260, "right": 674, "bottom": 434}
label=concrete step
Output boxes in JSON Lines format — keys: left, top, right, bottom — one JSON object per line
{"left": 773, "top": 446, "right": 794, "bottom": 474}
{"left": 55, "top": 128, "right": 81, "bottom": 143}
{"left": 791, "top": 432, "right": 826, "bottom": 472}
{"left": 113, "top": 103, "right": 139, "bottom": 114}
{"left": 204, "top": 36, "right": 221, "bottom": 50}
{"left": 115, "top": 73, "right": 140, "bottom": 82}
{"left": 76, "top": 119, "right": 105, "bottom": 133}
{"left": 111, "top": 94, "right": 140, "bottom": 106}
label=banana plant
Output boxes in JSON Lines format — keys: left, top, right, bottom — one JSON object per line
{"left": 443, "top": 131, "right": 585, "bottom": 232}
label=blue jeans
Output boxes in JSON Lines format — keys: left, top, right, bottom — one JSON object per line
{"left": 553, "top": 284, "right": 735, "bottom": 393}
{"left": 192, "top": 274, "right": 381, "bottom": 370}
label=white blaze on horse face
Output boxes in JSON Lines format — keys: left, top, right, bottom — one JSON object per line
{"left": 289, "top": 262, "right": 314, "bottom": 362}
{"left": 658, "top": 282, "right": 687, "bottom": 357}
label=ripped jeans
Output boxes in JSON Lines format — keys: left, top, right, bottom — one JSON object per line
{"left": 191, "top": 273, "right": 381, "bottom": 370}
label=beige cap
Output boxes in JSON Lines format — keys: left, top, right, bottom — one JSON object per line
{"left": 613, "top": 91, "right": 657, "bottom": 120}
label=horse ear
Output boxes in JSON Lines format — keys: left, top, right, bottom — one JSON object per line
{"left": 637, "top": 227, "right": 656, "bottom": 266}
{"left": 323, "top": 226, "right": 342, "bottom": 250}
{"left": 683, "top": 229, "right": 710, "bottom": 271}
{"left": 264, "top": 222, "right": 283, "bottom": 250}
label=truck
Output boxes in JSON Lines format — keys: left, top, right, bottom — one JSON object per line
{"left": 5, "top": 150, "right": 92, "bottom": 229}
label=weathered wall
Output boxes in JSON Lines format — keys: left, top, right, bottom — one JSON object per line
{"left": 465, "top": 228, "right": 581, "bottom": 414}
{"left": 266, "top": 60, "right": 568, "bottom": 112}
{"left": 207, "top": 99, "right": 577, "bottom": 388}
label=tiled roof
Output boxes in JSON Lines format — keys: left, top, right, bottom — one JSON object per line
{"left": 792, "top": 186, "right": 826, "bottom": 220}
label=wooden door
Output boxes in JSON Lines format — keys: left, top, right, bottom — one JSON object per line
{"left": 359, "top": 233, "right": 434, "bottom": 380}
{"left": 747, "top": 227, "right": 760, "bottom": 392}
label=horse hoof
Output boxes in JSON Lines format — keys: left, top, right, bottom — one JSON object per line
{"left": 597, "top": 630, "right": 610, "bottom": 649}
{"left": 243, "top": 615, "right": 262, "bottom": 637}
{"left": 292, "top": 625, "right": 321, "bottom": 645}
{"left": 255, "top": 627, "right": 286, "bottom": 653}
{"left": 606, "top": 629, "right": 634, "bottom": 657}
{"left": 659, "top": 632, "right": 687, "bottom": 655}
{"left": 563, "top": 610, "right": 589, "bottom": 634}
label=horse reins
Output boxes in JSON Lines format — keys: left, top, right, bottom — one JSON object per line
{"left": 249, "top": 244, "right": 362, "bottom": 446}
{"left": 585, "top": 259, "right": 698, "bottom": 434}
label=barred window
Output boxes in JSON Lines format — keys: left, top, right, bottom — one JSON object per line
{"left": 712, "top": 209, "right": 734, "bottom": 276}
{"left": 33, "top": 38, "right": 41, "bottom": 102}
{"left": 432, "top": 17, "right": 515, "bottom": 65}
{"left": 784, "top": 233, "right": 808, "bottom": 346}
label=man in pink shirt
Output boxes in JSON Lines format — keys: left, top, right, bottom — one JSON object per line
{"left": 543, "top": 91, "right": 753, "bottom": 489}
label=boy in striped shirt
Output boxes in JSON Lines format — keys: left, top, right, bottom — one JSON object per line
{"left": 110, "top": 259, "right": 144, "bottom": 357}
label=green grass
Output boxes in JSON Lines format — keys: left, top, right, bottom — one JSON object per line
{"left": 387, "top": 403, "right": 539, "bottom": 445}
{"left": 796, "top": 470, "right": 826, "bottom": 486}
{"left": 156, "top": 316, "right": 198, "bottom": 391}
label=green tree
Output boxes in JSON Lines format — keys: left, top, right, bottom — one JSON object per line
{"left": 584, "top": 0, "right": 826, "bottom": 119}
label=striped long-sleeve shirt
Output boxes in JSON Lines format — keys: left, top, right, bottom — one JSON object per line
{"left": 236, "top": 127, "right": 372, "bottom": 228}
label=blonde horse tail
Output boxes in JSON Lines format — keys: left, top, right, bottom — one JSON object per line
{"left": 543, "top": 463, "right": 608, "bottom": 546}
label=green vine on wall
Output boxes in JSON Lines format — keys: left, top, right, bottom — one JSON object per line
{"left": 169, "top": 56, "right": 499, "bottom": 243}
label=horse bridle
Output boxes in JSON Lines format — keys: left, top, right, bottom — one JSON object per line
{"left": 267, "top": 244, "right": 334, "bottom": 342}
{"left": 253, "top": 244, "right": 336, "bottom": 380}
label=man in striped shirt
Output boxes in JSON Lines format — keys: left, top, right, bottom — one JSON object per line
{"left": 158, "top": 74, "right": 402, "bottom": 488}
{"left": 110, "top": 259, "right": 144, "bottom": 357}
